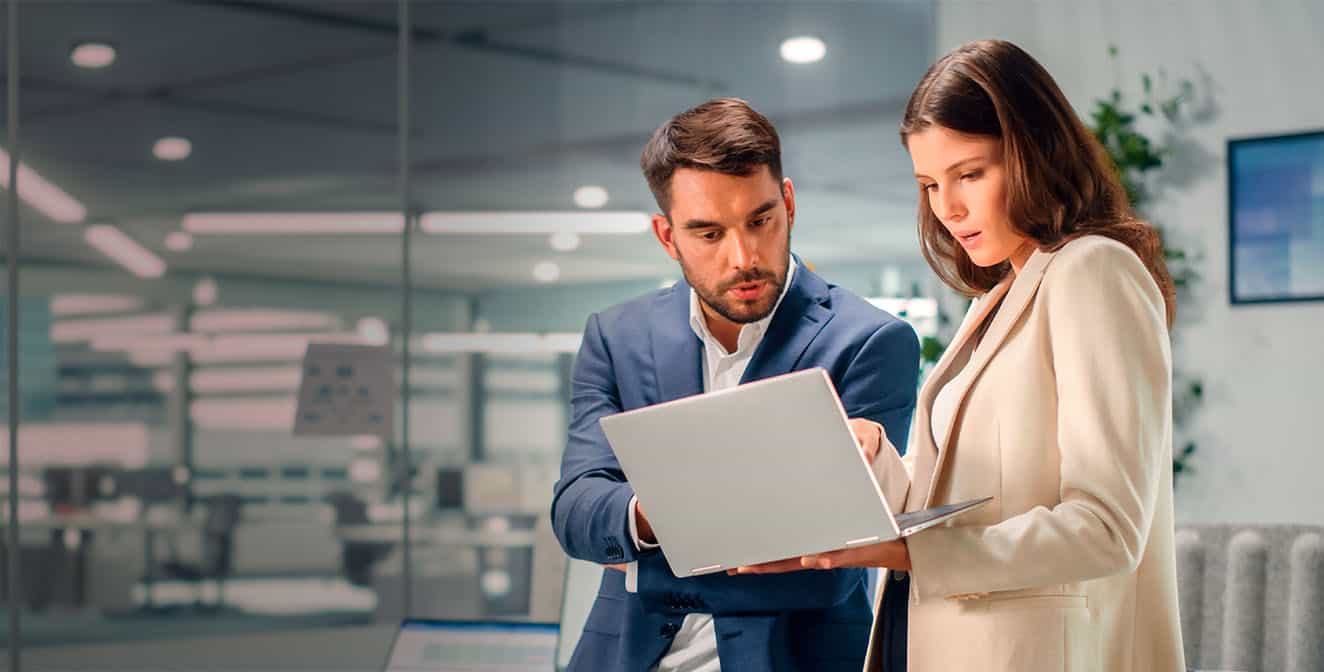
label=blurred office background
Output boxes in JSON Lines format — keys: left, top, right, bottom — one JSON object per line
{"left": 1, "top": 1, "right": 1320, "bottom": 671}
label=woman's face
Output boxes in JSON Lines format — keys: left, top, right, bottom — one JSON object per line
{"left": 907, "top": 125, "right": 1034, "bottom": 271}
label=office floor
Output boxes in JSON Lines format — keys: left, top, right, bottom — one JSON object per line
{"left": 2, "top": 576, "right": 376, "bottom": 648}
{"left": 1, "top": 623, "right": 398, "bottom": 672}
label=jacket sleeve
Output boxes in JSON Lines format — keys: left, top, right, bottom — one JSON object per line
{"left": 839, "top": 318, "right": 921, "bottom": 513}
{"left": 549, "top": 312, "right": 640, "bottom": 565}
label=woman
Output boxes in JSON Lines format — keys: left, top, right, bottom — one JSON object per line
{"left": 741, "top": 40, "right": 1185, "bottom": 671}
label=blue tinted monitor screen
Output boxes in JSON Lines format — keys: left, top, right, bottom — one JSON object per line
{"left": 1228, "top": 130, "right": 1324, "bottom": 303}
{"left": 384, "top": 620, "right": 558, "bottom": 672}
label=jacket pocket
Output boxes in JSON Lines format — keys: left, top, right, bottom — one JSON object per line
{"left": 976, "top": 593, "right": 1087, "bottom": 612}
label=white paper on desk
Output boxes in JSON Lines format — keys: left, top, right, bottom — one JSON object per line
{"left": 294, "top": 343, "right": 394, "bottom": 438}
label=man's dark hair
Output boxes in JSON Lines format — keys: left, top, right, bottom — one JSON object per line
{"left": 640, "top": 97, "right": 783, "bottom": 214}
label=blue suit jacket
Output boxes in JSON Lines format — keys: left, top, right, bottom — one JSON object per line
{"left": 552, "top": 263, "right": 920, "bottom": 672}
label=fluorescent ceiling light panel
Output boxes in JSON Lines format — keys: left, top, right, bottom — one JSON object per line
{"left": 419, "top": 211, "right": 649, "bottom": 235}
{"left": 84, "top": 224, "right": 167, "bottom": 278}
{"left": 50, "top": 294, "right": 144, "bottom": 316}
{"left": 190, "top": 366, "right": 303, "bottom": 393}
{"left": 0, "top": 146, "right": 88, "bottom": 223}
{"left": 190, "top": 398, "right": 296, "bottom": 431}
{"left": 91, "top": 332, "right": 208, "bottom": 353}
{"left": 118, "top": 333, "right": 364, "bottom": 365}
{"left": 191, "top": 309, "right": 338, "bottom": 333}
{"left": 195, "top": 332, "right": 363, "bottom": 364}
{"left": 165, "top": 231, "right": 194, "bottom": 251}
{"left": 129, "top": 350, "right": 175, "bottom": 368}
{"left": 51, "top": 313, "right": 174, "bottom": 343}
{"left": 183, "top": 212, "right": 404, "bottom": 235}
{"left": 0, "top": 423, "right": 148, "bottom": 467}
{"left": 418, "top": 332, "right": 582, "bottom": 354}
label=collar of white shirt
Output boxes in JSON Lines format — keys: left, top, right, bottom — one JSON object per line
{"left": 688, "top": 256, "right": 798, "bottom": 357}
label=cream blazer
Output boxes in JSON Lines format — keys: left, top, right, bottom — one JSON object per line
{"left": 863, "top": 235, "right": 1185, "bottom": 672}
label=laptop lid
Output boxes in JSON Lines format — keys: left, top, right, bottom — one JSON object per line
{"left": 383, "top": 619, "right": 559, "bottom": 672}
{"left": 599, "top": 368, "right": 902, "bottom": 577}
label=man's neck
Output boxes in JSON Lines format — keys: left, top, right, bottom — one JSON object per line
{"left": 699, "top": 301, "right": 743, "bottom": 354}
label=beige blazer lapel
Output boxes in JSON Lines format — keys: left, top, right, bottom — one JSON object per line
{"left": 900, "top": 280, "right": 1008, "bottom": 513}
{"left": 919, "top": 248, "right": 1058, "bottom": 509}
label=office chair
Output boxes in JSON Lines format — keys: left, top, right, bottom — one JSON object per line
{"left": 159, "top": 493, "right": 242, "bottom": 611}
{"left": 326, "top": 491, "right": 392, "bottom": 587}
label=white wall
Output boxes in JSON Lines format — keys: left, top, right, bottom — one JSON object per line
{"left": 935, "top": 0, "right": 1323, "bottom": 524}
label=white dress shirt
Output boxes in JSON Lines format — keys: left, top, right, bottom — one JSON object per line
{"left": 625, "top": 258, "right": 797, "bottom": 672}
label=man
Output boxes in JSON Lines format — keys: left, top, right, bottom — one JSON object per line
{"left": 551, "top": 98, "right": 918, "bottom": 671}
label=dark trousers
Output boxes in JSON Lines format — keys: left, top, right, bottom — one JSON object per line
{"left": 879, "top": 570, "right": 910, "bottom": 671}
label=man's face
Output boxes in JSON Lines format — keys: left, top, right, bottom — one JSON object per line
{"left": 653, "top": 165, "right": 795, "bottom": 326}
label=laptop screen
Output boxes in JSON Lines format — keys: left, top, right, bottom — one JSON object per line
{"left": 384, "top": 620, "right": 559, "bottom": 672}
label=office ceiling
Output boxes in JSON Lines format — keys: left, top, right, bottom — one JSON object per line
{"left": 3, "top": 0, "right": 935, "bottom": 290}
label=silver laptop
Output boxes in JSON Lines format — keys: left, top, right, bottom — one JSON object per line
{"left": 599, "top": 367, "right": 991, "bottom": 578}
{"left": 383, "top": 619, "right": 559, "bottom": 672}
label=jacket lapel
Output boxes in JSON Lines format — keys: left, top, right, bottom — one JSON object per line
{"left": 650, "top": 279, "right": 705, "bottom": 403}
{"left": 739, "top": 264, "right": 833, "bottom": 384}
{"left": 919, "top": 248, "right": 1058, "bottom": 508}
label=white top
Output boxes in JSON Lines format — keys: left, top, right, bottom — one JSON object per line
{"left": 930, "top": 297, "right": 997, "bottom": 451}
{"left": 624, "top": 258, "right": 797, "bottom": 672}
{"left": 930, "top": 351, "right": 976, "bottom": 450}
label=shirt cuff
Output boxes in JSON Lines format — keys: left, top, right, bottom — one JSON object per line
{"left": 627, "top": 496, "right": 660, "bottom": 551}
{"left": 625, "top": 561, "right": 639, "bottom": 592}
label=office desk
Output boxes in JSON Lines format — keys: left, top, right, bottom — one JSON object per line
{"left": 333, "top": 524, "right": 536, "bottom": 548}
{"left": 1, "top": 513, "right": 191, "bottom": 609}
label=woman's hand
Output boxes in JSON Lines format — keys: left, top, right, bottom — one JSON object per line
{"left": 732, "top": 539, "right": 911, "bottom": 574}
{"left": 848, "top": 417, "right": 885, "bottom": 463}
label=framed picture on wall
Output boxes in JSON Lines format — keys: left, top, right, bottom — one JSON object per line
{"left": 1228, "top": 129, "right": 1324, "bottom": 304}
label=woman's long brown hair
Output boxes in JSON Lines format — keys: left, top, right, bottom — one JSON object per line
{"left": 900, "top": 39, "right": 1175, "bottom": 327}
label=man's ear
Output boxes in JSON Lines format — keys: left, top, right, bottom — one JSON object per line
{"left": 652, "top": 213, "right": 680, "bottom": 261}
{"left": 781, "top": 177, "right": 796, "bottom": 233}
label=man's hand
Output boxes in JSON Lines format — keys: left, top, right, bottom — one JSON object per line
{"left": 848, "top": 417, "right": 884, "bottom": 463}
{"left": 635, "top": 499, "right": 656, "bottom": 545}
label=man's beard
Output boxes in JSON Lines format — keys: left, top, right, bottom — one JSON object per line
{"left": 680, "top": 257, "right": 789, "bottom": 325}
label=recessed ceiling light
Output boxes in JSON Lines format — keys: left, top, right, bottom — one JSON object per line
{"left": 154, "top": 137, "right": 192, "bottom": 161}
{"left": 193, "top": 277, "right": 218, "bottom": 306}
{"left": 71, "top": 42, "right": 116, "bottom": 69}
{"left": 165, "top": 231, "right": 193, "bottom": 251}
{"left": 549, "top": 230, "right": 581, "bottom": 252}
{"left": 573, "top": 185, "right": 609, "bottom": 209}
{"left": 533, "top": 261, "right": 561, "bottom": 284}
{"left": 780, "top": 36, "right": 826, "bottom": 64}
